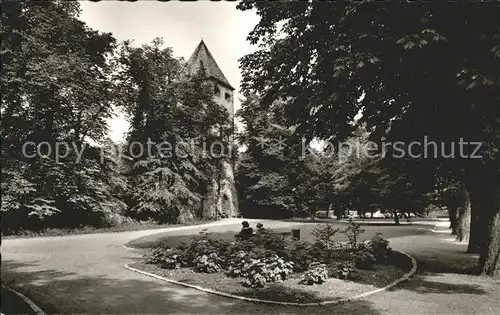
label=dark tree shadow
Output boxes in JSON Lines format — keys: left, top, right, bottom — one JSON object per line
{"left": 2, "top": 260, "right": 383, "bottom": 315}
{"left": 1, "top": 285, "right": 38, "bottom": 315}
{"left": 391, "top": 277, "right": 486, "bottom": 295}
{"left": 342, "top": 234, "right": 490, "bottom": 297}
{"left": 384, "top": 236, "right": 492, "bottom": 296}
{"left": 414, "top": 255, "right": 480, "bottom": 276}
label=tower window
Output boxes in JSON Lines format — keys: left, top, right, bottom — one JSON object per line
{"left": 225, "top": 92, "right": 231, "bottom": 101}
{"left": 214, "top": 86, "right": 220, "bottom": 96}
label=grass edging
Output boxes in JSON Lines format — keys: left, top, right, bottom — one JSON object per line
{"left": 3, "top": 219, "right": 215, "bottom": 239}
{"left": 1, "top": 285, "right": 47, "bottom": 315}
{"left": 124, "top": 249, "right": 417, "bottom": 307}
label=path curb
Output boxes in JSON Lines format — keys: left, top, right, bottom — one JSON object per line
{"left": 123, "top": 244, "right": 136, "bottom": 250}
{"left": 1, "top": 285, "right": 47, "bottom": 315}
{"left": 124, "top": 250, "right": 417, "bottom": 307}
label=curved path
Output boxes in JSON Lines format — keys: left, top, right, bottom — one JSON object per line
{"left": 3, "top": 219, "right": 499, "bottom": 314}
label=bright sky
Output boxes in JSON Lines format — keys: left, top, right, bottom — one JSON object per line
{"left": 78, "top": 1, "right": 259, "bottom": 142}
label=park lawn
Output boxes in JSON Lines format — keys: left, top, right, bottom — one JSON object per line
{"left": 126, "top": 222, "right": 431, "bottom": 249}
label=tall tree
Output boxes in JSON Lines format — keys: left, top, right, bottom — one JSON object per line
{"left": 114, "top": 39, "right": 229, "bottom": 223}
{"left": 236, "top": 95, "right": 299, "bottom": 218}
{"left": 1, "top": 1, "right": 124, "bottom": 233}
{"left": 238, "top": 1, "right": 500, "bottom": 277}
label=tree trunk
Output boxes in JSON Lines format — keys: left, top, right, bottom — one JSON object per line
{"left": 467, "top": 212, "right": 481, "bottom": 253}
{"left": 481, "top": 210, "right": 500, "bottom": 278}
{"left": 393, "top": 211, "right": 400, "bottom": 225}
{"left": 466, "top": 170, "right": 500, "bottom": 279}
{"left": 467, "top": 179, "right": 483, "bottom": 253}
{"left": 456, "top": 187, "right": 471, "bottom": 243}
{"left": 478, "top": 185, "right": 500, "bottom": 279}
{"left": 449, "top": 207, "right": 458, "bottom": 234}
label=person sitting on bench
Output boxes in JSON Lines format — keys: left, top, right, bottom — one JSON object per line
{"left": 255, "top": 223, "right": 266, "bottom": 237}
{"left": 237, "top": 221, "right": 253, "bottom": 240}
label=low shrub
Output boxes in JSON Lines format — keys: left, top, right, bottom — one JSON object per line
{"left": 354, "top": 241, "right": 369, "bottom": 251}
{"left": 353, "top": 249, "right": 377, "bottom": 270}
{"left": 161, "top": 251, "right": 189, "bottom": 269}
{"left": 226, "top": 247, "right": 284, "bottom": 278}
{"left": 184, "top": 230, "right": 234, "bottom": 264}
{"left": 145, "top": 246, "right": 170, "bottom": 265}
{"left": 300, "top": 262, "right": 328, "bottom": 285}
{"left": 146, "top": 247, "right": 188, "bottom": 269}
{"left": 306, "top": 242, "right": 330, "bottom": 262}
{"left": 342, "top": 218, "right": 365, "bottom": 250}
{"left": 368, "top": 233, "right": 391, "bottom": 263}
{"left": 210, "top": 239, "right": 232, "bottom": 258}
{"left": 176, "top": 242, "right": 190, "bottom": 252}
{"left": 146, "top": 229, "right": 233, "bottom": 270}
{"left": 221, "top": 239, "right": 255, "bottom": 261}
{"left": 329, "top": 261, "right": 356, "bottom": 280}
{"left": 311, "top": 223, "right": 341, "bottom": 250}
{"left": 193, "top": 252, "right": 222, "bottom": 273}
{"left": 242, "top": 255, "right": 294, "bottom": 288}
{"left": 330, "top": 242, "right": 351, "bottom": 251}
{"left": 226, "top": 250, "right": 248, "bottom": 277}
{"left": 285, "top": 241, "right": 318, "bottom": 272}
{"left": 259, "top": 230, "right": 288, "bottom": 257}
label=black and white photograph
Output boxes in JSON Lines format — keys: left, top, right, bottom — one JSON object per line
{"left": 1, "top": 1, "right": 499, "bottom": 314}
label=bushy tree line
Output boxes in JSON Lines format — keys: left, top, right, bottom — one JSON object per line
{"left": 1, "top": 1, "right": 230, "bottom": 234}
{"left": 236, "top": 96, "right": 432, "bottom": 224}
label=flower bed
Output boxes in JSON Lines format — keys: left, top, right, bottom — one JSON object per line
{"left": 132, "top": 220, "right": 412, "bottom": 303}
{"left": 130, "top": 261, "right": 406, "bottom": 302}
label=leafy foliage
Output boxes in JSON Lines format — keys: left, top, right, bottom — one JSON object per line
{"left": 311, "top": 223, "right": 340, "bottom": 250}
{"left": 151, "top": 248, "right": 188, "bottom": 270}
{"left": 115, "top": 39, "right": 231, "bottom": 224}
{"left": 257, "top": 229, "right": 288, "bottom": 257}
{"left": 285, "top": 241, "right": 318, "bottom": 272}
{"left": 352, "top": 250, "right": 377, "bottom": 270}
{"left": 242, "top": 255, "right": 294, "bottom": 288}
{"left": 226, "top": 250, "right": 250, "bottom": 277}
{"left": 1, "top": 1, "right": 126, "bottom": 233}
{"left": 193, "top": 253, "right": 222, "bottom": 273}
{"left": 329, "top": 261, "right": 356, "bottom": 280}
{"left": 300, "top": 262, "right": 328, "bottom": 285}
{"left": 235, "top": 96, "right": 303, "bottom": 219}
{"left": 368, "top": 233, "right": 392, "bottom": 263}
{"left": 343, "top": 219, "right": 365, "bottom": 250}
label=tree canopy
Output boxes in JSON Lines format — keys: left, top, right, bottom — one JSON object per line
{"left": 237, "top": 0, "right": 500, "bottom": 277}
{"left": 1, "top": 1, "right": 124, "bottom": 232}
{"left": 1, "top": 1, "right": 233, "bottom": 232}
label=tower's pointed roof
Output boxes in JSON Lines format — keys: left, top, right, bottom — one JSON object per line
{"left": 187, "top": 39, "right": 234, "bottom": 91}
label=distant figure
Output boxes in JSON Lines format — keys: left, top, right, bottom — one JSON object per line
{"left": 255, "top": 223, "right": 266, "bottom": 236}
{"left": 237, "top": 220, "right": 253, "bottom": 240}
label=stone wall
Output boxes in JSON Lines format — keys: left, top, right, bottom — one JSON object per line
{"left": 202, "top": 160, "right": 239, "bottom": 219}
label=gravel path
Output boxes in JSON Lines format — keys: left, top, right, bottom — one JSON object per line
{"left": 2, "top": 219, "right": 499, "bottom": 314}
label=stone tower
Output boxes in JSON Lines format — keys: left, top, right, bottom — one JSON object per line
{"left": 186, "top": 39, "right": 239, "bottom": 219}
